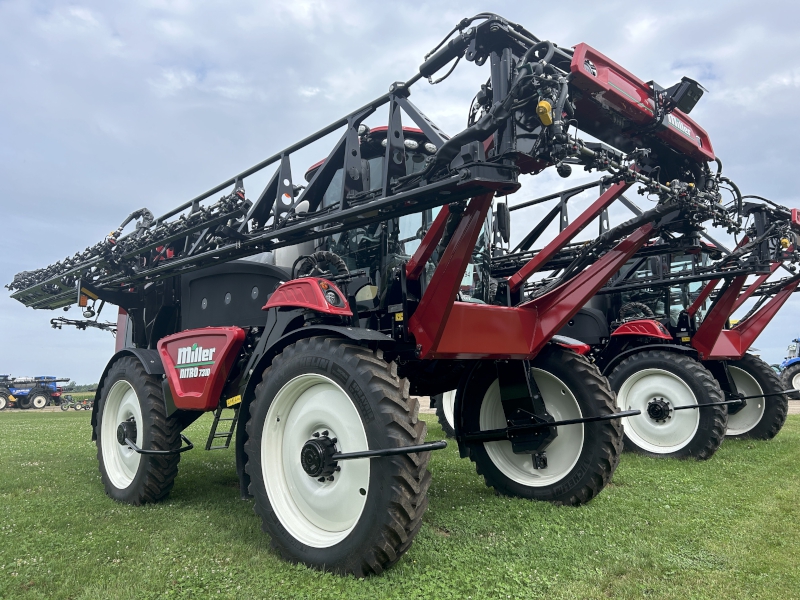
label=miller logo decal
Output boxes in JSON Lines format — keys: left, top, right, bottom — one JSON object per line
{"left": 666, "top": 114, "right": 692, "bottom": 138}
{"left": 176, "top": 342, "right": 216, "bottom": 379}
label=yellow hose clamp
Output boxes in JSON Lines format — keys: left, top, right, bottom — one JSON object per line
{"left": 536, "top": 100, "right": 553, "bottom": 126}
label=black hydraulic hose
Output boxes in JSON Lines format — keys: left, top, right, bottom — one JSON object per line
{"left": 721, "top": 176, "right": 742, "bottom": 223}
{"left": 521, "top": 40, "right": 555, "bottom": 65}
{"left": 552, "top": 79, "right": 570, "bottom": 138}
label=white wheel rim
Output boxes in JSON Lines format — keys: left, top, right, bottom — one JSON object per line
{"left": 791, "top": 372, "right": 800, "bottom": 394}
{"left": 479, "top": 369, "right": 584, "bottom": 486}
{"left": 617, "top": 368, "right": 700, "bottom": 453}
{"left": 727, "top": 366, "right": 766, "bottom": 436}
{"left": 100, "top": 380, "right": 143, "bottom": 489}
{"left": 32, "top": 395, "right": 47, "bottom": 409}
{"left": 0, "top": 397, "right": 6, "bottom": 409}
{"left": 442, "top": 390, "right": 456, "bottom": 430}
{"left": 262, "top": 373, "right": 370, "bottom": 548}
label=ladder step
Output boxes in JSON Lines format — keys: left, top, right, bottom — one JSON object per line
{"left": 205, "top": 405, "right": 241, "bottom": 451}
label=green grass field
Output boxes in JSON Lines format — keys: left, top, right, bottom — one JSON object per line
{"left": 1, "top": 411, "right": 798, "bottom": 600}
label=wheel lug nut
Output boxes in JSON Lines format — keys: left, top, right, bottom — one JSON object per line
{"left": 335, "top": 466, "right": 341, "bottom": 472}
{"left": 318, "top": 477, "right": 326, "bottom": 482}
{"left": 326, "top": 476, "right": 334, "bottom": 481}
{"left": 331, "top": 438, "right": 337, "bottom": 444}
{"left": 312, "top": 432, "right": 320, "bottom": 438}
{"left": 321, "top": 430, "right": 329, "bottom": 436}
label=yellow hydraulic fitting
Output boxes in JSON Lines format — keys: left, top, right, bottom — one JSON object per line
{"left": 781, "top": 238, "right": 790, "bottom": 248}
{"left": 536, "top": 100, "right": 553, "bottom": 126}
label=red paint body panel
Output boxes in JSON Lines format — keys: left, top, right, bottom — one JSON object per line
{"left": 554, "top": 340, "right": 591, "bottom": 355}
{"left": 730, "top": 262, "right": 780, "bottom": 314}
{"left": 691, "top": 275, "right": 748, "bottom": 358}
{"left": 409, "top": 194, "right": 495, "bottom": 355}
{"left": 406, "top": 204, "right": 450, "bottom": 281}
{"left": 705, "top": 278, "right": 800, "bottom": 360}
{"left": 508, "top": 181, "right": 633, "bottom": 292}
{"left": 570, "top": 43, "right": 714, "bottom": 163}
{"left": 263, "top": 278, "right": 352, "bottom": 316}
{"left": 611, "top": 319, "right": 672, "bottom": 340}
{"left": 792, "top": 209, "right": 800, "bottom": 231}
{"left": 422, "top": 224, "right": 655, "bottom": 359}
{"left": 158, "top": 327, "right": 246, "bottom": 411}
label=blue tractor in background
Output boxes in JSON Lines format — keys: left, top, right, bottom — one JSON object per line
{"left": 779, "top": 340, "right": 800, "bottom": 399}
{"left": 0, "top": 375, "right": 70, "bottom": 410}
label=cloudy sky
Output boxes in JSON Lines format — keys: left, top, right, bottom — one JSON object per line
{"left": 1, "top": 0, "right": 799, "bottom": 382}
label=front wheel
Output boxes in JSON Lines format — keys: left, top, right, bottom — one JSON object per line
{"left": 0, "top": 393, "right": 8, "bottom": 411}
{"left": 780, "top": 363, "right": 800, "bottom": 400}
{"left": 17, "top": 394, "right": 33, "bottom": 410}
{"left": 608, "top": 350, "right": 727, "bottom": 460}
{"left": 245, "top": 337, "right": 431, "bottom": 576}
{"left": 727, "top": 354, "right": 787, "bottom": 439}
{"left": 95, "top": 356, "right": 181, "bottom": 505}
{"left": 434, "top": 390, "right": 456, "bottom": 438}
{"left": 60, "top": 402, "right": 71, "bottom": 411}
{"left": 31, "top": 392, "right": 50, "bottom": 409}
{"left": 462, "top": 345, "right": 622, "bottom": 506}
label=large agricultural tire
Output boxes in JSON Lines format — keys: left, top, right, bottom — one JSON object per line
{"left": 30, "top": 392, "right": 50, "bottom": 409}
{"left": 244, "top": 336, "right": 431, "bottom": 576}
{"left": 0, "top": 392, "right": 8, "bottom": 411}
{"left": 727, "top": 354, "right": 788, "bottom": 439}
{"left": 17, "top": 394, "right": 33, "bottom": 410}
{"left": 94, "top": 356, "right": 181, "bottom": 505}
{"left": 608, "top": 350, "right": 727, "bottom": 460}
{"left": 463, "top": 345, "right": 622, "bottom": 506}
{"left": 434, "top": 390, "right": 456, "bottom": 438}
{"left": 779, "top": 363, "right": 800, "bottom": 400}
{"left": 60, "top": 402, "right": 71, "bottom": 411}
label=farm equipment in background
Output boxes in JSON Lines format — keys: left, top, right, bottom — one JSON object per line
{"left": 6, "top": 13, "right": 754, "bottom": 575}
{"left": 779, "top": 339, "right": 800, "bottom": 398}
{"left": 431, "top": 195, "right": 799, "bottom": 455}
{"left": 486, "top": 195, "right": 798, "bottom": 456}
{"left": 0, "top": 375, "right": 71, "bottom": 410}
{"left": 59, "top": 394, "right": 94, "bottom": 411}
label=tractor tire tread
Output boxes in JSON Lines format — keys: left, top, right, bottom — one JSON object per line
{"left": 244, "top": 336, "right": 431, "bottom": 577}
{"left": 610, "top": 350, "right": 726, "bottom": 460}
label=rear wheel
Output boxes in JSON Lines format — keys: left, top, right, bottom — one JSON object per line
{"left": 60, "top": 401, "right": 70, "bottom": 411}
{"left": 31, "top": 392, "right": 50, "bottom": 409}
{"left": 245, "top": 337, "right": 431, "bottom": 576}
{"left": 727, "top": 354, "right": 788, "bottom": 439}
{"left": 95, "top": 357, "right": 181, "bottom": 505}
{"left": 608, "top": 350, "right": 727, "bottom": 460}
{"left": 463, "top": 345, "right": 622, "bottom": 506}
{"left": 779, "top": 363, "right": 800, "bottom": 400}
{"left": 434, "top": 390, "right": 456, "bottom": 438}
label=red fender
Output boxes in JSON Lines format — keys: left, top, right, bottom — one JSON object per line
{"left": 611, "top": 319, "right": 672, "bottom": 340}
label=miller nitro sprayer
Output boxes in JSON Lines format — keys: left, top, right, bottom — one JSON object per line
{"left": 8, "top": 14, "right": 766, "bottom": 575}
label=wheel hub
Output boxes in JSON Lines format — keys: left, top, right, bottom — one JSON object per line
{"left": 646, "top": 397, "right": 672, "bottom": 423}
{"left": 116, "top": 417, "right": 137, "bottom": 445}
{"left": 300, "top": 432, "right": 340, "bottom": 481}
